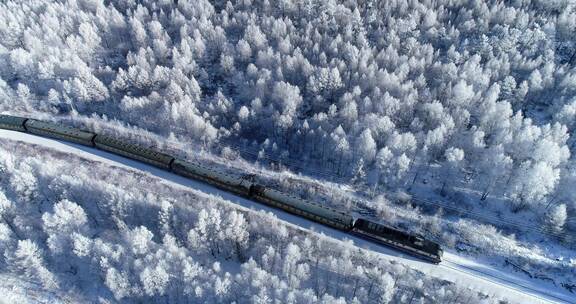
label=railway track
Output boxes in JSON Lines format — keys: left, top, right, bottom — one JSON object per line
{"left": 1, "top": 117, "right": 574, "bottom": 303}
{"left": 0, "top": 114, "right": 443, "bottom": 263}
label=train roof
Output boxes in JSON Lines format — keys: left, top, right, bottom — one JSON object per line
{"left": 26, "top": 119, "right": 95, "bottom": 140}
{"left": 95, "top": 134, "right": 174, "bottom": 163}
{"left": 263, "top": 187, "right": 355, "bottom": 225}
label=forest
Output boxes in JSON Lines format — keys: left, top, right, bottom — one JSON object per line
{"left": 0, "top": 140, "right": 497, "bottom": 303}
{"left": 0, "top": 0, "right": 575, "bottom": 300}
{"left": 1, "top": 0, "right": 574, "bottom": 226}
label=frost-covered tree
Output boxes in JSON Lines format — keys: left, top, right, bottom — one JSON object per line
{"left": 282, "top": 243, "right": 309, "bottom": 288}
{"left": 545, "top": 204, "right": 568, "bottom": 234}
{"left": 42, "top": 199, "right": 89, "bottom": 255}
{"left": 441, "top": 147, "right": 464, "bottom": 195}
{"left": 5, "top": 239, "right": 58, "bottom": 289}
{"left": 140, "top": 264, "right": 170, "bottom": 297}
{"left": 126, "top": 225, "right": 154, "bottom": 256}
{"left": 188, "top": 208, "right": 221, "bottom": 255}
{"left": 356, "top": 129, "right": 376, "bottom": 164}
{"left": 223, "top": 210, "right": 249, "bottom": 259}
{"left": 0, "top": 190, "right": 12, "bottom": 219}
{"left": 105, "top": 267, "right": 133, "bottom": 300}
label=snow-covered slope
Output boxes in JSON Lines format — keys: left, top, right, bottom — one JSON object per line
{"left": 1, "top": 129, "right": 573, "bottom": 303}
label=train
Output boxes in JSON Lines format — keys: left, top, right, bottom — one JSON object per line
{"left": 0, "top": 114, "right": 443, "bottom": 263}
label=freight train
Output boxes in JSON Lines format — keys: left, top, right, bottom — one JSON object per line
{"left": 0, "top": 114, "right": 443, "bottom": 263}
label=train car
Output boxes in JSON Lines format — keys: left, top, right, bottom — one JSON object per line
{"left": 25, "top": 119, "right": 96, "bottom": 146}
{"left": 351, "top": 218, "right": 442, "bottom": 263}
{"left": 0, "top": 114, "right": 28, "bottom": 132}
{"left": 171, "top": 159, "right": 253, "bottom": 196}
{"left": 253, "top": 187, "right": 355, "bottom": 230}
{"left": 94, "top": 135, "right": 174, "bottom": 169}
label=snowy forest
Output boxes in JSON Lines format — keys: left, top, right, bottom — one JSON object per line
{"left": 1, "top": 0, "right": 575, "bottom": 224}
{"left": 1, "top": 0, "right": 576, "bottom": 301}
{"left": 0, "top": 140, "right": 497, "bottom": 303}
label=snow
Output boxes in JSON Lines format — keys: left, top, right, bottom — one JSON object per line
{"left": 1, "top": 129, "right": 574, "bottom": 304}
{"left": 0, "top": 274, "right": 73, "bottom": 304}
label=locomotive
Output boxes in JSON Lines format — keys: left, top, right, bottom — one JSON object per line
{"left": 0, "top": 114, "right": 443, "bottom": 263}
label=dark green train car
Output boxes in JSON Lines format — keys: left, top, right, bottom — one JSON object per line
{"left": 94, "top": 135, "right": 174, "bottom": 169}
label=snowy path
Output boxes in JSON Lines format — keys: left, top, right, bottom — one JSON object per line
{"left": 1, "top": 129, "right": 574, "bottom": 304}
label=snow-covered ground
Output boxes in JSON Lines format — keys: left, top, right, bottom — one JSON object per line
{"left": 0, "top": 275, "right": 76, "bottom": 304}
{"left": 1, "top": 129, "right": 574, "bottom": 303}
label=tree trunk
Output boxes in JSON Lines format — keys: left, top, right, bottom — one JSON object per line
{"left": 351, "top": 277, "right": 359, "bottom": 298}
{"left": 2, "top": 214, "right": 22, "bottom": 239}
{"left": 480, "top": 181, "right": 492, "bottom": 201}
{"left": 440, "top": 180, "right": 447, "bottom": 196}
{"left": 544, "top": 193, "right": 559, "bottom": 210}
{"left": 407, "top": 290, "right": 416, "bottom": 303}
